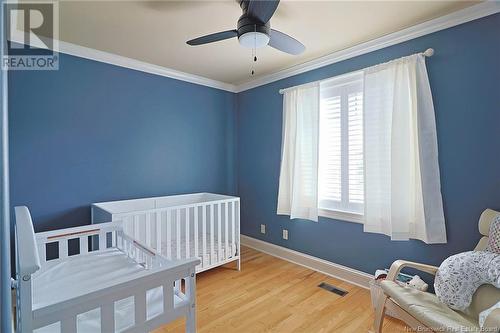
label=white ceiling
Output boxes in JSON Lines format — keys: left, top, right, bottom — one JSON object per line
{"left": 57, "top": 1, "right": 478, "bottom": 85}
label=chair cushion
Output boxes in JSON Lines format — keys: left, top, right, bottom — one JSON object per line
{"left": 479, "top": 209, "right": 500, "bottom": 236}
{"left": 380, "top": 280, "right": 479, "bottom": 331}
{"left": 464, "top": 284, "right": 500, "bottom": 320}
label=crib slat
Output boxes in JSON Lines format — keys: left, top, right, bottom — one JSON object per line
{"left": 61, "top": 315, "right": 77, "bottom": 332}
{"left": 166, "top": 211, "right": 172, "bottom": 260}
{"left": 145, "top": 213, "right": 152, "bottom": 248}
{"left": 217, "top": 203, "right": 222, "bottom": 262}
{"left": 121, "top": 231, "right": 126, "bottom": 252}
{"left": 174, "top": 280, "right": 181, "bottom": 295}
{"left": 194, "top": 206, "right": 199, "bottom": 261}
{"left": 59, "top": 240, "right": 68, "bottom": 259}
{"left": 237, "top": 200, "right": 240, "bottom": 255}
{"left": 118, "top": 230, "right": 124, "bottom": 249}
{"left": 116, "top": 231, "right": 122, "bottom": 249}
{"left": 156, "top": 212, "right": 162, "bottom": 255}
{"left": 163, "top": 282, "right": 174, "bottom": 312}
{"left": 99, "top": 231, "right": 106, "bottom": 251}
{"left": 202, "top": 205, "right": 207, "bottom": 268}
{"left": 231, "top": 201, "right": 235, "bottom": 256}
{"left": 123, "top": 215, "right": 134, "bottom": 236}
{"left": 225, "top": 202, "right": 229, "bottom": 260}
{"left": 185, "top": 208, "right": 190, "bottom": 258}
{"left": 133, "top": 215, "right": 140, "bottom": 242}
{"left": 135, "top": 292, "right": 147, "bottom": 325}
{"left": 37, "top": 242, "right": 46, "bottom": 263}
{"left": 101, "top": 303, "right": 115, "bottom": 333}
{"left": 80, "top": 235, "right": 88, "bottom": 255}
{"left": 138, "top": 249, "right": 143, "bottom": 266}
{"left": 210, "top": 204, "right": 215, "bottom": 265}
{"left": 176, "top": 209, "right": 181, "bottom": 259}
{"left": 111, "top": 231, "right": 116, "bottom": 248}
{"left": 129, "top": 237, "right": 134, "bottom": 258}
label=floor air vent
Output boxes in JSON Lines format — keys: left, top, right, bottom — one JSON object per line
{"left": 318, "top": 282, "right": 348, "bottom": 297}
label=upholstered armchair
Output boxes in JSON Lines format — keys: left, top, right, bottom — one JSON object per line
{"left": 372, "top": 209, "right": 500, "bottom": 332}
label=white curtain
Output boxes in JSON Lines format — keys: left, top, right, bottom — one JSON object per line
{"left": 277, "top": 82, "right": 320, "bottom": 222}
{"left": 363, "top": 54, "right": 447, "bottom": 243}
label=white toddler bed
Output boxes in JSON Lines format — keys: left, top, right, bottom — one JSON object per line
{"left": 13, "top": 206, "right": 200, "bottom": 333}
{"left": 92, "top": 193, "right": 240, "bottom": 273}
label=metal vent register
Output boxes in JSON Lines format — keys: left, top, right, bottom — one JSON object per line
{"left": 318, "top": 282, "right": 348, "bottom": 297}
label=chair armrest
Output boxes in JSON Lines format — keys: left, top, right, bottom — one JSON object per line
{"left": 387, "top": 260, "right": 439, "bottom": 281}
{"left": 483, "top": 308, "right": 500, "bottom": 331}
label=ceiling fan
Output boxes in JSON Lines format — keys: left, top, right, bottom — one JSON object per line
{"left": 186, "top": 0, "right": 305, "bottom": 55}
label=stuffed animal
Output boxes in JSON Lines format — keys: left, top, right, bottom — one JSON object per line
{"left": 374, "top": 269, "right": 387, "bottom": 280}
{"left": 406, "top": 275, "right": 428, "bottom": 291}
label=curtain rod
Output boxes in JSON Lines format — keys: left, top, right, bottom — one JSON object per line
{"left": 279, "top": 48, "right": 434, "bottom": 94}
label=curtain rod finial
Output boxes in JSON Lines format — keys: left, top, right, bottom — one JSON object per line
{"left": 424, "top": 48, "right": 434, "bottom": 57}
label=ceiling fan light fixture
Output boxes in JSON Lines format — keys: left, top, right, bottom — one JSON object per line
{"left": 238, "top": 31, "right": 269, "bottom": 48}
{"left": 186, "top": 0, "right": 305, "bottom": 56}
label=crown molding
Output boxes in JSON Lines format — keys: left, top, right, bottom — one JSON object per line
{"left": 7, "top": 29, "right": 237, "bottom": 93}
{"left": 234, "top": 2, "right": 500, "bottom": 93}
{"left": 58, "top": 41, "right": 237, "bottom": 92}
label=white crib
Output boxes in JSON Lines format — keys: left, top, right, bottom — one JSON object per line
{"left": 13, "top": 206, "right": 199, "bottom": 333}
{"left": 92, "top": 193, "right": 241, "bottom": 273}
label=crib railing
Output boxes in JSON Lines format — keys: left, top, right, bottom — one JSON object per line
{"left": 34, "top": 222, "right": 158, "bottom": 272}
{"left": 30, "top": 258, "right": 198, "bottom": 333}
{"left": 16, "top": 218, "right": 199, "bottom": 333}
{"left": 116, "top": 198, "right": 240, "bottom": 272}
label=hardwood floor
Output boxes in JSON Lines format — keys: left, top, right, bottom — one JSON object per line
{"left": 155, "top": 246, "right": 408, "bottom": 333}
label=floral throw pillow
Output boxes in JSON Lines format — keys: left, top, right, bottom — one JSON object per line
{"left": 486, "top": 215, "right": 500, "bottom": 254}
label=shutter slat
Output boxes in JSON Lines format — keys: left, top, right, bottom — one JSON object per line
{"left": 348, "top": 91, "right": 364, "bottom": 211}
{"left": 319, "top": 94, "right": 342, "bottom": 202}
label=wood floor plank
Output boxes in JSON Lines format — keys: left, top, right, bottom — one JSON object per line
{"left": 154, "top": 246, "right": 408, "bottom": 333}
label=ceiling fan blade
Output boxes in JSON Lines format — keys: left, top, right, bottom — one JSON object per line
{"left": 187, "top": 30, "right": 238, "bottom": 46}
{"left": 269, "top": 29, "right": 305, "bottom": 55}
{"left": 247, "top": 0, "right": 280, "bottom": 24}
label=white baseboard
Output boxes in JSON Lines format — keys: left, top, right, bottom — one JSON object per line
{"left": 240, "top": 235, "right": 372, "bottom": 289}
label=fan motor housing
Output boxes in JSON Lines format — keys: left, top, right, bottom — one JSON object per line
{"left": 237, "top": 14, "right": 270, "bottom": 38}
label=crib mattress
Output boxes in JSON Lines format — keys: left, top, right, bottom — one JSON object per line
{"left": 160, "top": 233, "right": 237, "bottom": 267}
{"left": 32, "top": 249, "right": 179, "bottom": 333}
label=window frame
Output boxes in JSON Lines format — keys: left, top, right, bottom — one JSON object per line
{"left": 318, "top": 208, "right": 364, "bottom": 224}
{"left": 317, "top": 71, "right": 365, "bottom": 224}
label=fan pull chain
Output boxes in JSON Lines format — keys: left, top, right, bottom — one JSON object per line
{"left": 251, "top": 24, "right": 257, "bottom": 76}
{"left": 251, "top": 44, "right": 255, "bottom": 75}
{"left": 251, "top": 47, "right": 255, "bottom": 75}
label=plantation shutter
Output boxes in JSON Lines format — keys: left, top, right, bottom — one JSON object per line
{"left": 318, "top": 73, "right": 364, "bottom": 214}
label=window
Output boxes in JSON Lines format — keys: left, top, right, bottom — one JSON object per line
{"left": 318, "top": 73, "right": 364, "bottom": 219}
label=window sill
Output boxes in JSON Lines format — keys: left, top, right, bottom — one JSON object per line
{"left": 318, "top": 209, "right": 364, "bottom": 224}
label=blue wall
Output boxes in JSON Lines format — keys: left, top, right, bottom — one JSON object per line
{"left": 236, "top": 13, "right": 500, "bottom": 274}
{"left": 9, "top": 53, "right": 236, "bottom": 232}
{"left": 8, "top": 13, "right": 500, "bottom": 276}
